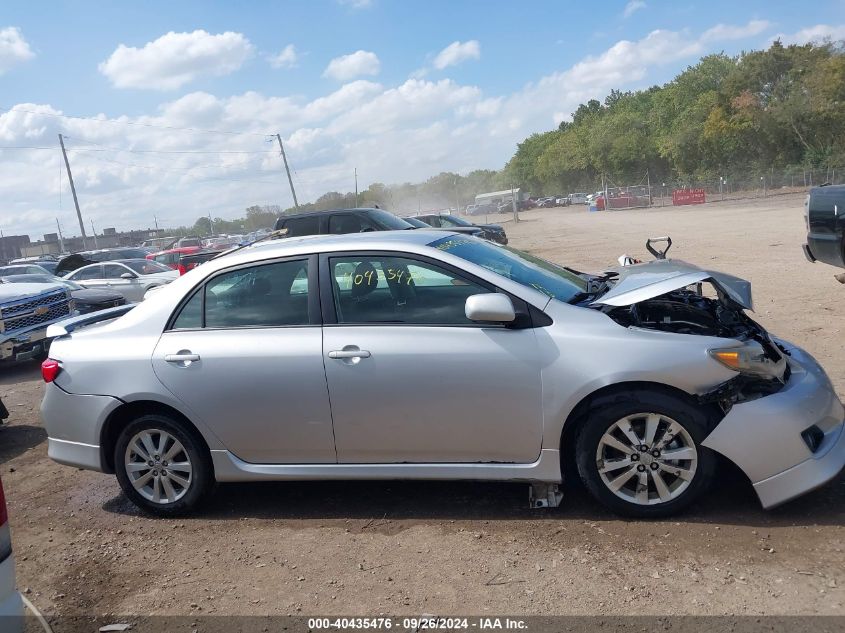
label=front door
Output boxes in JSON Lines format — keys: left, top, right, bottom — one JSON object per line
{"left": 321, "top": 253, "right": 544, "bottom": 464}
{"left": 152, "top": 257, "right": 336, "bottom": 464}
{"left": 102, "top": 264, "right": 145, "bottom": 301}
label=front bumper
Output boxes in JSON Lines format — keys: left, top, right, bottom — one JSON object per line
{"left": 0, "top": 327, "right": 49, "bottom": 362}
{"left": 703, "top": 342, "right": 845, "bottom": 508}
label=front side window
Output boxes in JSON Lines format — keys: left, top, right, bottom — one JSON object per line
{"left": 328, "top": 214, "right": 376, "bottom": 234}
{"left": 103, "top": 264, "right": 132, "bottom": 279}
{"left": 122, "top": 260, "right": 171, "bottom": 275}
{"left": 171, "top": 259, "right": 310, "bottom": 329}
{"left": 329, "top": 255, "right": 488, "bottom": 325}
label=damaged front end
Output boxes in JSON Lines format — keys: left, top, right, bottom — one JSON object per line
{"left": 589, "top": 257, "right": 789, "bottom": 411}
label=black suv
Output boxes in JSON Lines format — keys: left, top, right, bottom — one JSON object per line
{"left": 273, "top": 208, "right": 414, "bottom": 236}
{"left": 804, "top": 185, "right": 845, "bottom": 269}
{"left": 414, "top": 214, "right": 508, "bottom": 245}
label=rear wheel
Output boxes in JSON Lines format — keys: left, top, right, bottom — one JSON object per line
{"left": 575, "top": 390, "right": 716, "bottom": 518}
{"left": 114, "top": 414, "right": 212, "bottom": 516}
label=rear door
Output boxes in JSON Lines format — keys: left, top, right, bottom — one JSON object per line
{"left": 152, "top": 256, "right": 335, "bottom": 464}
{"left": 67, "top": 264, "right": 105, "bottom": 288}
{"left": 321, "top": 251, "right": 544, "bottom": 464}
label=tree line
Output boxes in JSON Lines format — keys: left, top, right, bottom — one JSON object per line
{"left": 184, "top": 39, "right": 844, "bottom": 235}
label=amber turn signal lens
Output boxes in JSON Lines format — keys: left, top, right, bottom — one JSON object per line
{"left": 710, "top": 350, "right": 741, "bottom": 370}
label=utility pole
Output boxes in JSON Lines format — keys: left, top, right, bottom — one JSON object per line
{"left": 454, "top": 178, "right": 460, "bottom": 215}
{"left": 90, "top": 220, "right": 98, "bottom": 248}
{"left": 511, "top": 184, "right": 519, "bottom": 223}
{"left": 275, "top": 134, "right": 299, "bottom": 210}
{"left": 58, "top": 133, "right": 87, "bottom": 249}
{"left": 154, "top": 215, "right": 159, "bottom": 231}
{"left": 354, "top": 168, "right": 359, "bottom": 208}
{"left": 208, "top": 212, "right": 214, "bottom": 237}
{"left": 56, "top": 218, "right": 66, "bottom": 253}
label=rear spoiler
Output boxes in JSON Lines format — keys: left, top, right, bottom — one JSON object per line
{"left": 46, "top": 304, "right": 136, "bottom": 339}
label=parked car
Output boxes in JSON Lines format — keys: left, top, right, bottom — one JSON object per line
{"left": 5, "top": 259, "right": 59, "bottom": 274}
{"left": 54, "top": 248, "right": 155, "bottom": 277}
{"left": 414, "top": 214, "right": 507, "bottom": 245}
{"left": 62, "top": 259, "right": 178, "bottom": 302}
{"left": 536, "top": 197, "right": 557, "bottom": 208}
{"left": 555, "top": 197, "right": 571, "bottom": 207}
{"left": 467, "top": 202, "right": 497, "bottom": 216}
{"left": 804, "top": 184, "right": 845, "bottom": 269}
{"left": 146, "top": 246, "right": 201, "bottom": 270}
{"left": 0, "top": 264, "right": 53, "bottom": 276}
{"left": 402, "top": 216, "right": 484, "bottom": 237}
{"left": 273, "top": 208, "right": 414, "bottom": 236}
{"left": 1, "top": 274, "right": 127, "bottom": 314}
{"left": 0, "top": 280, "right": 73, "bottom": 362}
{"left": 0, "top": 475, "right": 24, "bottom": 632}
{"left": 569, "top": 193, "right": 588, "bottom": 204}
{"left": 175, "top": 237, "right": 203, "bottom": 249}
{"left": 176, "top": 247, "right": 232, "bottom": 275}
{"left": 40, "top": 231, "right": 845, "bottom": 518}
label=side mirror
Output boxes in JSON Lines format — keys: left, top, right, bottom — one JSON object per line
{"left": 120, "top": 272, "right": 137, "bottom": 279}
{"left": 465, "top": 293, "right": 515, "bottom": 323}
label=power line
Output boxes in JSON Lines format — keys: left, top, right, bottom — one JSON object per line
{"left": 0, "top": 105, "right": 271, "bottom": 137}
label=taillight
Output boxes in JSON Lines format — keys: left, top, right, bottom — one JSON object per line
{"left": 0, "top": 476, "right": 11, "bottom": 563}
{"left": 41, "top": 358, "right": 61, "bottom": 383}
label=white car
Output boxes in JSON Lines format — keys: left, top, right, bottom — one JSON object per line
{"left": 63, "top": 259, "right": 178, "bottom": 302}
{"left": 0, "top": 476, "right": 24, "bottom": 632}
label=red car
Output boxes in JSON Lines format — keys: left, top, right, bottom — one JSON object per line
{"left": 146, "top": 246, "right": 200, "bottom": 270}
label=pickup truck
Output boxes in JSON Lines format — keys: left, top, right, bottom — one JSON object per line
{"left": 804, "top": 184, "right": 845, "bottom": 270}
{"left": 0, "top": 282, "right": 74, "bottom": 362}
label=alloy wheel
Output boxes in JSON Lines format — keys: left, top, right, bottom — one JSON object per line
{"left": 595, "top": 412, "right": 698, "bottom": 506}
{"left": 124, "top": 429, "right": 193, "bottom": 504}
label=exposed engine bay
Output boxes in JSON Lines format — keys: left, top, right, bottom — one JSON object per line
{"left": 586, "top": 237, "right": 790, "bottom": 408}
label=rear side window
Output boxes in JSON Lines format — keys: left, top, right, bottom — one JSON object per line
{"left": 284, "top": 216, "right": 320, "bottom": 237}
{"left": 170, "top": 259, "right": 310, "bottom": 330}
{"left": 70, "top": 265, "right": 104, "bottom": 280}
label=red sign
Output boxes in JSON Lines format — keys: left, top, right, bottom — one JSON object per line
{"left": 672, "top": 188, "right": 706, "bottom": 205}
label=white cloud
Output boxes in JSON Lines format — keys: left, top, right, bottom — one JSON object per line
{"left": 433, "top": 40, "right": 481, "bottom": 70}
{"left": 772, "top": 24, "right": 845, "bottom": 45}
{"left": 268, "top": 44, "right": 298, "bottom": 69}
{"left": 623, "top": 1, "right": 646, "bottom": 18}
{"left": 0, "top": 26, "right": 35, "bottom": 74}
{"left": 323, "top": 50, "right": 380, "bottom": 80}
{"left": 3, "top": 20, "right": 786, "bottom": 239}
{"left": 701, "top": 19, "right": 772, "bottom": 42}
{"left": 98, "top": 30, "right": 253, "bottom": 90}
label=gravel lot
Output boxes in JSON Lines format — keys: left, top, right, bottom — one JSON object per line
{"left": 1, "top": 192, "right": 844, "bottom": 618}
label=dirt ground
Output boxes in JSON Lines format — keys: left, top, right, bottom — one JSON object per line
{"left": 1, "top": 192, "right": 844, "bottom": 619}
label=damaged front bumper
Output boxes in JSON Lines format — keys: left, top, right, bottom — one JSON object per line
{"left": 702, "top": 341, "right": 845, "bottom": 508}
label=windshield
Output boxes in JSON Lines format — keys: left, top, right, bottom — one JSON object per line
{"left": 368, "top": 208, "right": 414, "bottom": 230}
{"left": 439, "top": 215, "right": 473, "bottom": 227}
{"left": 429, "top": 235, "right": 588, "bottom": 304}
{"left": 121, "top": 260, "right": 171, "bottom": 275}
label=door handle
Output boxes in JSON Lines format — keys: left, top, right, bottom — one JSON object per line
{"left": 328, "top": 350, "right": 371, "bottom": 359}
{"left": 165, "top": 352, "right": 201, "bottom": 366}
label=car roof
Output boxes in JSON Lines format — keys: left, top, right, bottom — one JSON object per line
{"left": 242, "top": 229, "right": 447, "bottom": 258}
{"left": 278, "top": 207, "right": 384, "bottom": 220}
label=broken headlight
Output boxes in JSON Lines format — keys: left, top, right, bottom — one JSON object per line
{"left": 709, "top": 340, "right": 786, "bottom": 380}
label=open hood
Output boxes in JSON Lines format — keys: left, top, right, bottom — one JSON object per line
{"left": 591, "top": 259, "right": 754, "bottom": 310}
{"left": 55, "top": 253, "right": 97, "bottom": 276}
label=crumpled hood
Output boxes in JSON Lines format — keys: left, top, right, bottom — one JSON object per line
{"left": 0, "top": 283, "right": 66, "bottom": 304}
{"left": 591, "top": 259, "right": 754, "bottom": 310}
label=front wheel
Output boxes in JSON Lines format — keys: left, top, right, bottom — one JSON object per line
{"left": 575, "top": 390, "right": 716, "bottom": 518}
{"left": 114, "top": 414, "right": 213, "bottom": 516}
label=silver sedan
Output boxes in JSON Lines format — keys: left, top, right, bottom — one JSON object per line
{"left": 63, "top": 259, "right": 178, "bottom": 302}
{"left": 40, "top": 231, "right": 845, "bottom": 517}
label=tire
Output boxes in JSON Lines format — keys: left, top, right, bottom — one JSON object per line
{"left": 575, "top": 389, "right": 716, "bottom": 518}
{"left": 114, "top": 413, "right": 213, "bottom": 516}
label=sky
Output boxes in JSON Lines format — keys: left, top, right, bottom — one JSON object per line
{"left": 0, "top": 0, "right": 843, "bottom": 240}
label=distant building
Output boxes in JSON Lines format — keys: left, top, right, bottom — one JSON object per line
{"left": 19, "top": 228, "right": 167, "bottom": 258}
{"left": 0, "top": 235, "right": 31, "bottom": 263}
{"left": 474, "top": 188, "right": 527, "bottom": 205}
